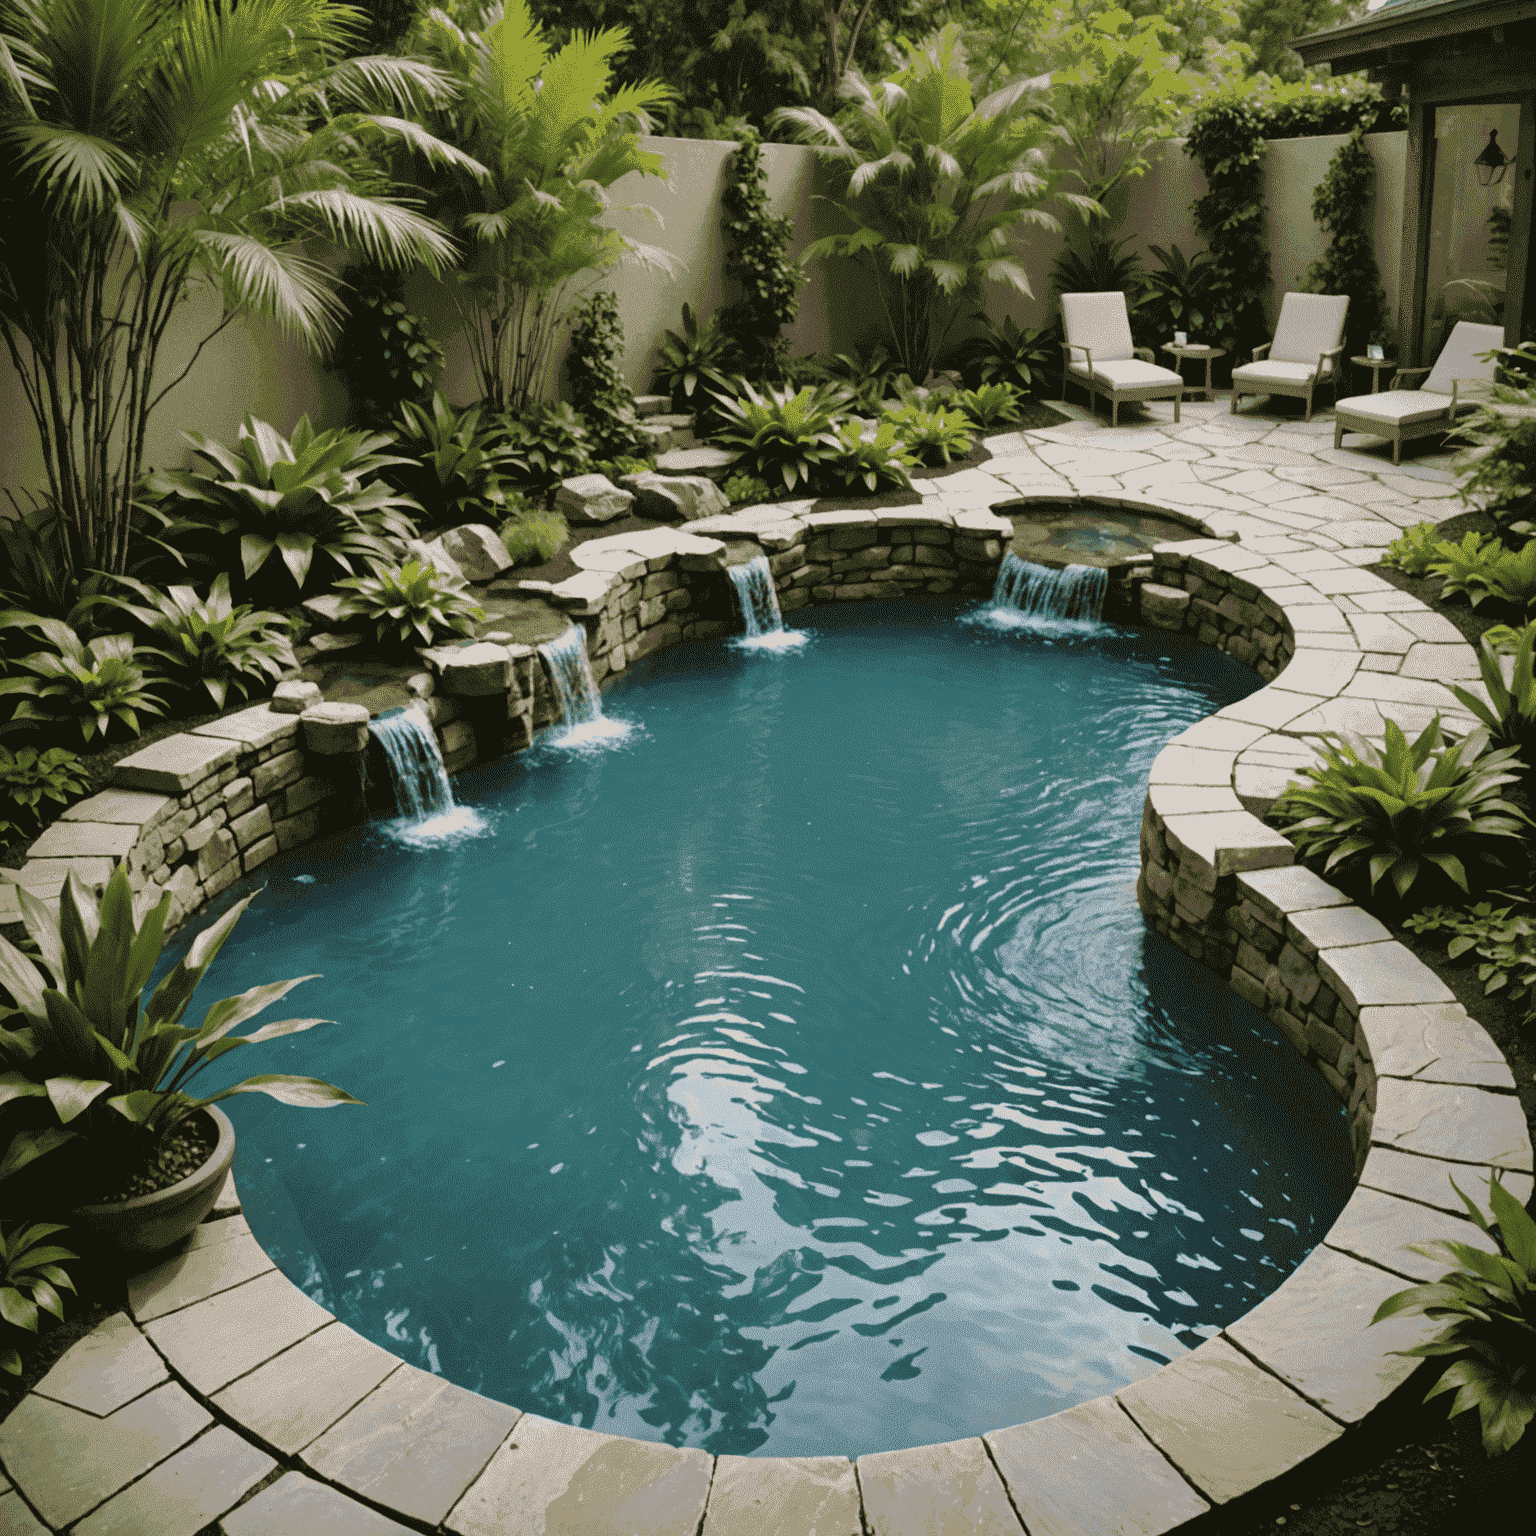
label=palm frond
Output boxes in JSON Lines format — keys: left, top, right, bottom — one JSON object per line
{"left": 272, "top": 187, "right": 458, "bottom": 274}
{"left": 193, "top": 228, "right": 339, "bottom": 346}
{"left": 359, "top": 115, "right": 491, "bottom": 182}
{"left": 2, "top": 121, "right": 134, "bottom": 215}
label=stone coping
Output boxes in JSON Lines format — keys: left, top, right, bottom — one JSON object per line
{"left": 3, "top": 414, "right": 1531, "bottom": 1534}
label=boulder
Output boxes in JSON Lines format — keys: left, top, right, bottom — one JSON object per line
{"left": 300, "top": 701, "right": 371, "bottom": 755}
{"left": 554, "top": 474, "right": 635, "bottom": 525}
{"left": 638, "top": 414, "right": 697, "bottom": 453}
{"left": 436, "top": 523, "right": 513, "bottom": 583}
{"left": 270, "top": 680, "right": 323, "bottom": 715}
{"left": 439, "top": 642, "right": 513, "bottom": 697}
{"left": 405, "top": 537, "right": 467, "bottom": 588}
{"left": 654, "top": 446, "right": 740, "bottom": 483}
{"left": 618, "top": 471, "right": 730, "bottom": 523}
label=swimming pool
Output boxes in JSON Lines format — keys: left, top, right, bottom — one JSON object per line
{"left": 192, "top": 598, "right": 1353, "bottom": 1459}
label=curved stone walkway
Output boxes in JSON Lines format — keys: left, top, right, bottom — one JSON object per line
{"left": 2, "top": 398, "right": 1532, "bottom": 1536}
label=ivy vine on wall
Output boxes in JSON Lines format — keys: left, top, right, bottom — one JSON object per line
{"left": 326, "top": 265, "right": 445, "bottom": 429}
{"left": 566, "top": 290, "right": 649, "bottom": 460}
{"left": 1305, "top": 123, "right": 1389, "bottom": 358}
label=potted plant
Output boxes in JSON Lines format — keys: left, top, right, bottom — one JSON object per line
{"left": 1370, "top": 1173, "right": 1536, "bottom": 1493}
{"left": 0, "top": 867, "right": 361, "bottom": 1255}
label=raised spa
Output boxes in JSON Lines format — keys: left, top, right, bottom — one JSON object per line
{"left": 190, "top": 596, "right": 1352, "bottom": 1460}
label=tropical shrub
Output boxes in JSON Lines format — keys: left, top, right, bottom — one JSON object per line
{"left": 955, "top": 313, "right": 1057, "bottom": 395}
{"left": 808, "top": 344, "right": 901, "bottom": 413}
{"left": 722, "top": 473, "right": 776, "bottom": 507}
{"left": 1451, "top": 626, "right": 1536, "bottom": 763}
{"left": 1137, "top": 244, "right": 1217, "bottom": 347}
{"left": 386, "top": 394, "right": 514, "bottom": 529}
{"left": 1431, "top": 533, "right": 1536, "bottom": 612}
{"left": 774, "top": 24, "right": 1087, "bottom": 381}
{"left": 1050, "top": 234, "right": 1145, "bottom": 302}
{"left": 1371, "top": 1173, "right": 1536, "bottom": 1457}
{"left": 594, "top": 455, "right": 654, "bottom": 482}
{"left": 0, "top": 746, "right": 90, "bottom": 843}
{"left": 105, "top": 574, "right": 295, "bottom": 711}
{"left": 334, "top": 560, "right": 485, "bottom": 651}
{"left": 1481, "top": 623, "right": 1534, "bottom": 655}
{"left": 889, "top": 404, "right": 975, "bottom": 467}
{"left": 0, "top": 504, "right": 118, "bottom": 631}
{"left": 825, "top": 420, "right": 918, "bottom": 495}
{"left": 1304, "top": 124, "right": 1389, "bottom": 359}
{"left": 0, "top": 866, "right": 361, "bottom": 1190}
{"left": 1382, "top": 522, "right": 1451, "bottom": 578}
{"left": 0, "top": 618, "right": 165, "bottom": 744}
{"left": 0, "top": 0, "right": 466, "bottom": 586}
{"left": 493, "top": 402, "right": 594, "bottom": 501}
{"left": 326, "top": 264, "right": 446, "bottom": 428}
{"left": 1405, "top": 899, "right": 1536, "bottom": 1023}
{"left": 717, "top": 127, "right": 805, "bottom": 380}
{"left": 566, "top": 290, "right": 650, "bottom": 461}
{"left": 1268, "top": 717, "right": 1529, "bottom": 902}
{"left": 708, "top": 381, "right": 847, "bottom": 492}
{"left": 956, "top": 383, "right": 1023, "bottom": 428}
{"left": 407, "top": 0, "right": 676, "bottom": 413}
{"left": 498, "top": 507, "right": 569, "bottom": 566}
{"left": 1, "top": 1222, "right": 76, "bottom": 1376}
{"left": 145, "top": 415, "right": 421, "bottom": 598}
{"left": 1454, "top": 345, "right": 1536, "bottom": 537}
{"left": 652, "top": 304, "right": 735, "bottom": 412}
{"left": 1482, "top": 537, "right": 1536, "bottom": 614}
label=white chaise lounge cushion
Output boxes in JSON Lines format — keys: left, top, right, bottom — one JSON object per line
{"left": 1068, "top": 358, "right": 1181, "bottom": 389}
{"left": 1061, "top": 292, "right": 1136, "bottom": 361}
{"left": 1268, "top": 293, "right": 1349, "bottom": 366}
{"left": 1230, "top": 359, "right": 1331, "bottom": 388}
{"left": 1333, "top": 392, "right": 1459, "bottom": 427}
{"left": 1421, "top": 321, "right": 1505, "bottom": 393}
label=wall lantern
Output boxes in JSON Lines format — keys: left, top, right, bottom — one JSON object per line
{"left": 1473, "top": 128, "right": 1513, "bottom": 186}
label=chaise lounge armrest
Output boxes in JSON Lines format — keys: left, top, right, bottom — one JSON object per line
{"left": 1133, "top": 347, "right": 1154, "bottom": 363}
{"left": 1391, "top": 364, "right": 1432, "bottom": 389}
{"left": 1250, "top": 342, "right": 1273, "bottom": 363}
{"left": 1316, "top": 344, "right": 1345, "bottom": 375}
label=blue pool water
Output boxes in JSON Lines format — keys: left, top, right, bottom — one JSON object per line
{"left": 191, "top": 598, "right": 1352, "bottom": 1458}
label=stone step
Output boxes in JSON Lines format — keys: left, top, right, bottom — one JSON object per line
{"left": 638, "top": 416, "right": 698, "bottom": 454}
{"left": 632, "top": 394, "right": 671, "bottom": 419}
{"left": 654, "top": 446, "right": 739, "bottom": 483}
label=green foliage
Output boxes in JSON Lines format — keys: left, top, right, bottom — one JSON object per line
{"left": 498, "top": 506, "right": 569, "bottom": 566}
{"left": 955, "top": 382, "right": 1023, "bottom": 428}
{"left": 1184, "top": 93, "right": 1271, "bottom": 356}
{"left": 708, "top": 380, "right": 848, "bottom": 492}
{"left": 145, "top": 415, "right": 421, "bottom": 599}
{"left": 386, "top": 394, "right": 514, "bottom": 530}
{"left": 493, "top": 402, "right": 594, "bottom": 502}
{"left": 0, "top": 504, "right": 118, "bottom": 631}
{"left": 1381, "top": 522, "right": 1450, "bottom": 578}
{"left": 326, "top": 264, "right": 446, "bottom": 429}
{"left": 407, "top": 0, "right": 675, "bottom": 413}
{"left": 722, "top": 472, "right": 776, "bottom": 506}
{"left": 0, "top": 617, "right": 165, "bottom": 745}
{"left": 566, "top": 290, "right": 650, "bottom": 460}
{"left": 775, "top": 24, "right": 1085, "bottom": 381}
{"left": 652, "top": 304, "right": 735, "bottom": 412}
{"left": 0, "top": 865, "right": 362, "bottom": 1187}
{"left": 889, "top": 403, "right": 975, "bottom": 466}
{"left": 1, "top": 1222, "right": 77, "bottom": 1376}
{"left": 1454, "top": 346, "right": 1536, "bottom": 537}
{"left": 334, "top": 559, "right": 485, "bottom": 651}
{"left": 0, "top": 746, "right": 90, "bottom": 844}
{"left": 1451, "top": 626, "right": 1536, "bottom": 764}
{"left": 806, "top": 345, "right": 901, "bottom": 413}
{"left": 1269, "top": 717, "right": 1529, "bottom": 902}
{"left": 1305, "top": 125, "right": 1388, "bottom": 358}
{"left": 1050, "top": 233, "right": 1146, "bottom": 302}
{"left": 825, "top": 419, "right": 918, "bottom": 494}
{"left": 1370, "top": 1173, "right": 1536, "bottom": 1458}
{"left": 1430, "top": 534, "right": 1536, "bottom": 614}
{"left": 717, "top": 128, "right": 805, "bottom": 381}
{"left": 1482, "top": 623, "right": 1534, "bottom": 656}
{"left": 1405, "top": 899, "right": 1536, "bottom": 1023}
{"left": 955, "top": 312, "right": 1057, "bottom": 394}
{"left": 104, "top": 573, "right": 296, "bottom": 711}
{"left": 0, "top": 0, "right": 465, "bottom": 585}
{"left": 1137, "top": 243, "right": 1215, "bottom": 345}
{"left": 1238, "top": 70, "right": 1407, "bottom": 138}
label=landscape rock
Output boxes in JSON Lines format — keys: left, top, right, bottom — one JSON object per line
{"left": 1141, "top": 582, "right": 1191, "bottom": 630}
{"left": 655, "top": 445, "right": 739, "bottom": 482}
{"left": 270, "top": 681, "right": 323, "bottom": 715}
{"left": 300, "top": 702, "right": 371, "bottom": 756}
{"left": 439, "top": 643, "right": 513, "bottom": 697}
{"left": 618, "top": 471, "right": 730, "bottom": 522}
{"left": 435, "top": 524, "right": 513, "bottom": 583}
{"left": 554, "top": 474, "right": 634, "bottom": 525}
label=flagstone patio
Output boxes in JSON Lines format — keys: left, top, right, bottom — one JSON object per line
{"left": 2, "top": 396, "right": 1528, "bottom": 1536}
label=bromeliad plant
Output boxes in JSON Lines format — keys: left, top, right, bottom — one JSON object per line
{"left": 889, "top": 403, "right": 975, "bottom": 467}
{"left": 955, "top": 382, "right": 1023, "bottom": 428}
{"left": 1371, "top": 1173, "right": 1536, "bottom": 1457}
{"left": 0, "top": 746, "right": 90, "bottom": 843}
{"left": 386, "top": 394, "right": 515, "bottom": 529}
{"left": 0, "top": 867, "right": 362, "bottom": 1190}
{"left": 0, "top": 617, "right": 165, "bottom": 744}
{"left": 105, "top": 574, "right": 295, "bottom": 711}
{"left": 146, "top": 415, "right": 422, "bottom": 598}
{"left": 826, "top": 419, "right": 918, "bottom": 495}
{"left": 955, "top": 312, "right": 1057, "bottom": 395}
{"left": 1268, "top": 717, "right": 1530, "bottom": 903}
{"left": 1451, "top": 625, "right": 1536, "bottom": 765}
{"left": 652, "top": 303, "right": 735, "bottom": 412}
{"left": 334, "top": 559, "right": 485, "bottom": 651}
{"left": 708, "top": 381, "right": 850, "bottom": 493}
{"left": 1, "top": 1221, "right": 77, "bottom": 1376}
{"left": 1428, "top": 531, "right": 1509, "bottom": 608}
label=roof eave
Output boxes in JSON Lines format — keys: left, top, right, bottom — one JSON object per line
{"left": 1292, "top": 0, "right": 1536, "bottom": 66}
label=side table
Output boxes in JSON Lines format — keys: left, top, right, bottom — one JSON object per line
{"left": 1160, "top": 343, "right": 1226, "bottom": 401}
{"left": 1350, "top": 355, "right": 1397, "bottom": 394}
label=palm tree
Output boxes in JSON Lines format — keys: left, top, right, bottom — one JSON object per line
{"left": 407, "top": 0, "right": 677, "bottom": 415}
{"left": 0, "top": 0, "right": 486, "bottom": 585}
{"left": 774, "top": 24, "right": 1092, "bottom": 382}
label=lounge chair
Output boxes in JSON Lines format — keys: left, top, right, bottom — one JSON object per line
{"left": 1332, "top": 321, "right": 1504, "bottom": 465}
{"left": 1059, "top": 292, "right": 1182, "bottom": 427}
{"left": 1229, "top": 293, "right": 1349, "bottom": 422}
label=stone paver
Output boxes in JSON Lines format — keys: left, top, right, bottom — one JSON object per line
{"left": 112, "top": 734, "right": 239, "bottom": 794}
{"left": 703, "top": 1455, "right": 861, "bottom": 1536}
{"left": 1357, "top": 1146, "right": 1533, "bottom": 1215}
{"left": 856, "top": 1438, "right": 1021, "bottom": 1536}
{"left": 221, "top": 1473, "right": 419, "bottom": 1536}
{"left": 127, "top": 1225, "right": 276, "bottom": 1323}
{"left": 32, "top": 1312, "right": 166, "bottom": 1418}
{"left": 1372, "top": 1077, "right": 1533, "bottom": 1169}
{"left": 1321, "top": 1184, "right": 1500, "bottom": 1283}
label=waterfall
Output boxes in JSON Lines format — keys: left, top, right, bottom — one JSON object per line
{"left": 537, "top": 626, "right": 632, "bottom": 750}
{"left": 369, "top": 706, "right": 485, "bottom": 843}
{"left": 985, "top": 552, "right": 1107, "bottom": 628}
{"left": 729, "top": 554, "right": 807, "bottom": 652}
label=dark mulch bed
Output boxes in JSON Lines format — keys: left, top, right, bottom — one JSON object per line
{"left": 1366, "top": 507, "right": 1519, "bottom": 648}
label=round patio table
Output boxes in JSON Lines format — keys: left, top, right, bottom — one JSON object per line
{"left": 1160, "top": 343, "right": 1225, "bottom": 400}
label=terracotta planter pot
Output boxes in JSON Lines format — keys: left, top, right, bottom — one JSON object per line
{"left": 67, "top": 1107, "right": 236, "bottom": 1257}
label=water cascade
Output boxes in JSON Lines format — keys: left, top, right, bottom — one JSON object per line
{"left": 537, "top": 625, "right": 632, "bottom": 749}
{"left": 728, "top": 554, "right": 806, "bottom": 652}
{"left": 988, "top": 552, "right": 1107, "bottom": 626}
{"left": 369, "top": 707, "right": 484, "bottom": 842}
